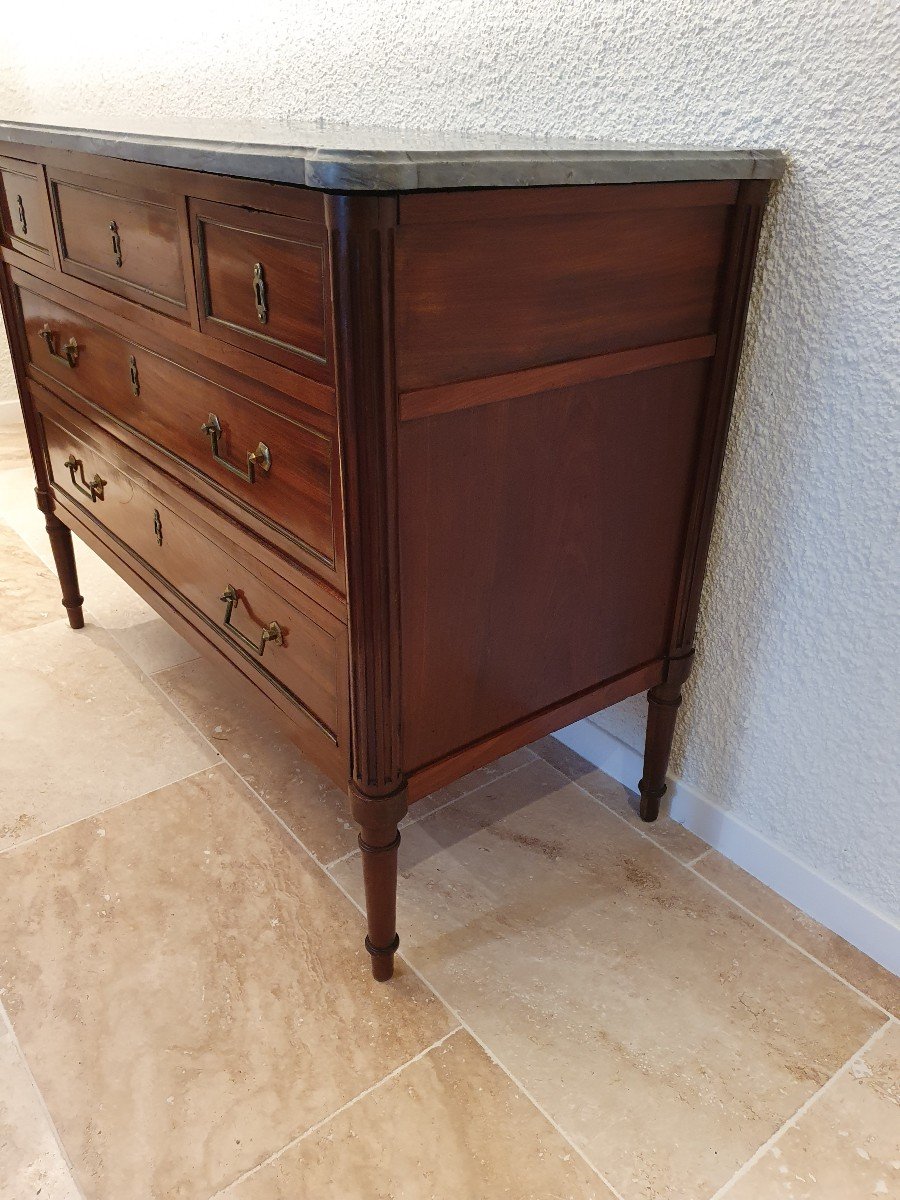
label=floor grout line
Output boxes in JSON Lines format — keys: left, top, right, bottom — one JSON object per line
{"left": 321, "top": 754, "right": 537, "bottom": 870}
{"left": 0, "top": 999, "right": 88, "bottom": 1200}
{"left": 322, "top": 863, "right": 629, "bottom": 1200}
{"left": 5, "top": 513, "right": 893, "bottom": 1199}
{"left": 708, "top": 1017, "right": 896, "bottom": 1200}
{"left": 685, "top": 847, "right": 711, "bottom": 867}
{"left": 680, "top": 865, "right": 894, "bottom": 1020}
{"left": 0, "top": 761, "right": 219, "bottom": 859}
{"left": 210, "top": 1026, "right": 463, "bottom": 1198}
{"left": 534, "top": 751, "right": 895, "bottom": 1020}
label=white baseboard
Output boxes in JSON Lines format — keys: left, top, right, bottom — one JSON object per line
{"left": 555, "top": 719, "right": 900, "bottom": 978}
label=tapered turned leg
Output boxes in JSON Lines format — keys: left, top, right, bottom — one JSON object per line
{"left": 350, "top": 783, "right": 408, "bottom": 982}
{"left": 43, "top": 507, "right": 84, "bottom": 630}
{"left": 638, "top": 649, "right": 694, "bottom": 822}
{"left": 359, "top": 825, "right": 401, "bottom": 981}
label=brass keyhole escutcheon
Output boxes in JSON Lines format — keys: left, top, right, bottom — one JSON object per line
{"left": 110, "top": 220, "right": 123, "bottom": 268}
{"left": 253, "top": 262, "right": 268, "bottom": 324}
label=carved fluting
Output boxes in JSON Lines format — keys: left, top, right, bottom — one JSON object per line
{"left": 670, "top": 180, "right": 770, "bottom": 657}
{"left": 325, "top": 195, "right": 403, "bottom": 800}
{"left": 327, "top": 195, "right": 406, "bottom": 980}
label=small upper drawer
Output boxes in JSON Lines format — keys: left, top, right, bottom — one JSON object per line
{"left": 190, "top": 198, "right": 329, "bottom": 375}
{"left": 48, "top": 167, "right": 189, "bottom": 318}
{"left": 0, "top": 156, "right": 53, "bottom": 265}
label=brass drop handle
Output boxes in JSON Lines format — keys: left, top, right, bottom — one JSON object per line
{"left": 40, "top": 323, "right": 80, "bottom": 368}
{"left": 110, "top": 220, "right": 123, "bottom": 268}
{"left": 219, "top": 584, "right": 282, "bottom": 657}
{"left": 64, "top": 455, "right": 106, "bottom": 503}
{"left": 200, "top": 413, "right": 271, "bottom": 483}
{"left": 15, "top": 194, "right": 27, "bottom": 236}
{"left": 129, "top": 354, "right": 140, "bottom": 397}
{"left": 252, "top": 262, "right": 267, "bottom": 324}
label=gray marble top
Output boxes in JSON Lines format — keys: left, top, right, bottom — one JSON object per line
{"left": 0, "top": 117, "right": 786, "bottom": 191}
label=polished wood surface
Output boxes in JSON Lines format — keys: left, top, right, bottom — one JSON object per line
{"left": 395, "top": 181, "right": 734, "bottom": 390}
{"left": 39, "top": 389, "right": 347, "bottom": 750}
{"left": 0, "top": 136, "right": 774, "bottom": 983}
{"left": 399, "top": 359, "right": 710, "bottom": 770}
{"left": 191, "top": 198, "right": 330, "bottom": 376}
{"left": 16, "top": 281, "right": 340, "bottom": 576}
{"left": 48, "top": 166, "right": 189, "bottom": 318}
{"left": 0, "top": 155, "right": 54, "bottom": 266}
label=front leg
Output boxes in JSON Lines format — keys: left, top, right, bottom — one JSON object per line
{"left": 38, "top": 492, "right": 84, "bottom": 630}
{"left": 638, "top": 649, "right": 694, "bottom": 822}
{"left": 350, "top": 783, "right": 408, "bottom": 982}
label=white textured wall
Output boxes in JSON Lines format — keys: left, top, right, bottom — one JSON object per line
{"left": 1, "top": 1, "right": 898, "bottom": 919}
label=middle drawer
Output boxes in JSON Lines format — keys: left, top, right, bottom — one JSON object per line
{"left": 16, "top": 281, "right": 340, "bottom": 579}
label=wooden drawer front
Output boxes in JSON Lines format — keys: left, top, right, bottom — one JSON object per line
{"left": 40, "top": 405, "right": 344, "bottom": 738}
{"left": 191, "top": 199, "right": 328, "bottom": 372}
{"left": 0, "top": 157, "right": 52, "bottom": 264}
{"left": 49, "top": 168, "right": 188, "bottom": 317}
{"left": 17, "top": 284, "right": 338, "bottom": 573}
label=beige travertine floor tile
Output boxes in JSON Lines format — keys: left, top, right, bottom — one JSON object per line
{"left": 0, "top": 619, "right": 217, "bottom": 848}
{"left": 0, "top": 466, "right": 47, "bottom": 554}
{"left": 0, "top": 519, "right": 64, "bottom": 634}
{"left": 0, "top": 1031, "right": 81, "bottom": 1200}
{"left": 727, "top": 1021, "right": 899, "bottom": 1200}
{"left": 224, "top": 1029, "right": 612, "bottom": 1200}
{"left": 410, "top": 746, "right": 537, "bottom": 822}
{"left": 533, "top": 735, "right": 709, "bottom": 862}
{"left": 156, "top": 655, "right": 359, "bottom": 863}
{"left": 0, "top": 419, "right": 30, "bottom": 469}
{"left": 696, "top": 852, "right": 900, "bottom": 1018}
{"left": 0, "top": 468, "right": 194, "bottom": 673}
{"left": 332, "top": 757, "right": 884, "bottom": 1200}
{"left": 0, "top": 765, "right": 453, "bottom": 1200}
{"left": 75, "top": 544, "right": 198, "bottom": 675}
{"left": 157, "top": 657, "right": 536, "bottom": 865}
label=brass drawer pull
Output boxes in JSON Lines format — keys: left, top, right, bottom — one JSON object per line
{"left": 153, "top": 508, "right": 163, "bottom": 546}
{"left": 219, "top": 584, "right": 283, "bottom": 656}
{"left": 15, "top": 194, "right": 27, "bottom": 236}
{"left": 252, "top": 261, "right": 267, "bottom": 324}
{"left": 40, "top": 323, "right": 80, "bottom": 368}
{"left": 110, "top": 220, "right": 123, "bottom": 268}
{"left": 200, "top": 413, "right": 271, "bottom": 483}
{"left": 129, "top": 354, "right": 140, "bottom": 397}
{"left": 64, "top": 455, "right": 106, "bottom": 503}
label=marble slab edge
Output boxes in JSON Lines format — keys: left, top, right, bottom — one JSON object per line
{"left": 0, "top": 122, "right": 786, "bottom": 191}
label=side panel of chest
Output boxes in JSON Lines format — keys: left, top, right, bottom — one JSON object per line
{"left": 393, "top": 183, "right": 739, "bottom": 776}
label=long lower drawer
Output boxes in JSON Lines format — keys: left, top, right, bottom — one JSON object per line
{"left": 14, "top": 274, "right": 342, "bottom": 584}
{"left": 37, "top": 390, "right": 349, "bottom": 752}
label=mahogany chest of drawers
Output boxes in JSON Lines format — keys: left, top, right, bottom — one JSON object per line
{"left": 0, "top": 120, "right": 784, "bottom": 981}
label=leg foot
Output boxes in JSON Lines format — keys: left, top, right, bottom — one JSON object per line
{"left": 44, "top": 509, "right": 84, "bottom": 629}
{"left": 639, "top": 650, "right": 694, "bottom": 823}
{"left": 349, "top": 782, "right": 408, "bottom": 982}
{"left": 359, "top": 829, "right": 401, "bottom": 981}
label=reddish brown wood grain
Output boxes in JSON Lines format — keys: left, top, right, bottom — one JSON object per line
{"left": 48, "top": 166, "right": 189, "bottom": 317}
{"left": 0, "top": 155, "right": 55, "bottom": 266}
{"left": 398, "top": 358, "right": 710, "bottom": 772}
{"left": 39, "top": 391, "right": 347, "bottom": 746}
{"left": 16, "top": 282, "right": 340, "bottom": 577}
{"left": 191, "top": 198, "right": 330, "bottom": 375}
{"left": 395, "top": 194, "right": 733, "bottom": 390}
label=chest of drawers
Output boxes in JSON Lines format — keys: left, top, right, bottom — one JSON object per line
{"left": 0, "top": 120, "right": 784, "bottom": 982}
